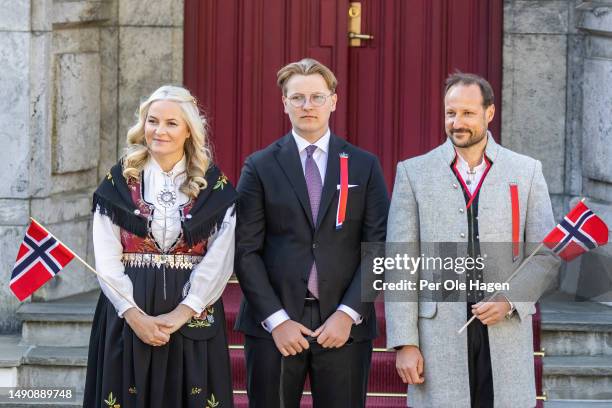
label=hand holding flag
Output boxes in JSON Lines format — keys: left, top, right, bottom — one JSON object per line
{"left": 458, "top": 199, "right": 609, "bottom": 334}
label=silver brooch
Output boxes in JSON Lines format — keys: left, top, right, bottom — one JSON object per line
{"left": 157, "top": 189, "right": 177, "bottom": 208}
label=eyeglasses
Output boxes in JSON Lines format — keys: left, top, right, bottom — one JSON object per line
{"left": 286, "top": 93, "right": 334, "bottom": 108}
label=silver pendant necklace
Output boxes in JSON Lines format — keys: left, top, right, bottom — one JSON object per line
{"left": 156, "top": 172, "right": 177, "bottom": 209}
{"left": 155, "top": 171, "right": 176, "bottom": 300}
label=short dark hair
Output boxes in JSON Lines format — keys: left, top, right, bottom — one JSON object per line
{"left": 444, "top": 72, "right": 494, "bottom": 107}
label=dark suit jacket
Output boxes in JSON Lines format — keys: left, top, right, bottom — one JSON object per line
{"left": 234, "top": 132, "right": 389, "bottom": 341}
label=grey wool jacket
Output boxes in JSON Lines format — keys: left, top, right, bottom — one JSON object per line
{"left": 385, "top": 134, "right": 560, "bottom": 408}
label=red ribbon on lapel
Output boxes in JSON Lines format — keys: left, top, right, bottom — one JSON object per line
{"left": 510, "top": 183, "right": 520, "bottom": 261}
{"left": 336, "top": 153, "right": 349, "bottom": 229}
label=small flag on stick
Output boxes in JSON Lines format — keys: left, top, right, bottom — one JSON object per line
{"left": 9, "top": 219, "right": 144, "bottom": 314}
{"left": 543, "top": 201, "right": 609, "bottom": 261}
{"left": 458, "top": 199, "right": 609, "bottom": 334}
{"left": 10, "top": 219, "right": 74, "bottom": 301}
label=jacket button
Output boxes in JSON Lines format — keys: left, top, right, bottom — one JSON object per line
{"left": 312, "top": 243, "right": 318, "bottom": 249}
{"left": 459, "top": 208, "right": 464, "bottom": 213}
{"left": 460, "top": 233, "right": 466, "bottom": 238}
{"left": 452, "top": 183, "right": 458, "bottom": 189}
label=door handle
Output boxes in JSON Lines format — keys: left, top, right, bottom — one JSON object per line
{"left": 348, "top": 32, "right": 374, "bottom": 40}
{"left": 348, "top": 2, "right": 373, "bottom": 47}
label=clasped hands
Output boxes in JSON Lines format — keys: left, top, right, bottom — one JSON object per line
{"left": 271, "top": 310, "right": 354, "bottom": 357}
{"left": 124, "top": 304, "right": 197, "bottom": 347}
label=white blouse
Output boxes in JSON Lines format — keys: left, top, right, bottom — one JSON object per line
{"left": 93, "top": 156, "right": 236, "bottom": 317}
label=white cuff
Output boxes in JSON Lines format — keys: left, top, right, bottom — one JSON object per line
{"left": 262, "top": 309, "right": 290, "bottom": 333}
{"left": 116, "top": 299, "right": 137, "bottom": 318}
{"left": 181, "top": 294, "right": 205, "bottom": 315}
{"left": 338, "top": 304, "right": 363, "bottom": 325}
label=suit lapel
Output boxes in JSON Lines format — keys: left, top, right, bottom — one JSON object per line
{"left": 274, "top": 133, "right": 315, "bottom": 229}
{"left": 317, "top": 134, "right": 347, "bottom": 229}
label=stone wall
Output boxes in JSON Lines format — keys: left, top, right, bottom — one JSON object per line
{"left": 0, "top": 0, "right": 183, "bottom": 333}
{"left": 502, "top": 0, "right": 578, "bottom": 219}
{"left": 570, "top": 1, "right": 612, "bottom": 302}
{"left": 503, "top": 0, "right": 612, "bottom": 299}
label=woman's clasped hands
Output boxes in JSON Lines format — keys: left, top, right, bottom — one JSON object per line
{"left": 124, "top": 304, "right": 196, "bottom": 347}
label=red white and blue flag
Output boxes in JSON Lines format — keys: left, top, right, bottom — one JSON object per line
{"left": 543, "top": 201, "right": 609, "bottom": 262}
{"left": 9, "top": 220, "right": 75, "bottom": 301}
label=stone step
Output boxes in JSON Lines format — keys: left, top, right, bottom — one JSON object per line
{"left": 540, "top": 294, "right": 612, "bottom": 356}
{"left": 545, "top": 356, "right": 612, "bottom": 376}
{"left": 0, "top": 394, "right": 83, "bottom": 407}
{"left": 0, "top": 335, "right": 87, "bottom": 404}
{"left": 545, "top": 400, "right": 612, "bottom": 407}
{"left": 16, "top": 291, "right": 97, "bottom": 348}
{"left": 0, "top": 335, "right": 30, "bottom": 388}
{"left": 17, "top": 346, "right": 87, "bottom": 394}
{"left": 543, "top": 356, "right": 612, "bottom": 400}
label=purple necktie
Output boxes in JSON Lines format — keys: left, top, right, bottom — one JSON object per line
{"left": 305, "top": 145, "right": 322, "bottom": 298}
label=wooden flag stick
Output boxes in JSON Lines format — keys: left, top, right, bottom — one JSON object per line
{"left": 457, "top": 242, "right": 546, "bottom": 334}
{"left": 458, "top": 197, "right": 587, "bottom": 334}
{"left": 30, "top": 217, "right": 145, "bottom": 315}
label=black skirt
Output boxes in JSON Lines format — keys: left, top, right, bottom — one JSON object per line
{"left": 84, "top": 263, "right": 234, "bottom": 408}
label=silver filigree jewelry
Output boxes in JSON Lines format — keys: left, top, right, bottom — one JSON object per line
{"left": 156, "top": 172, "right": 177, "bottom": 208}
{"left": 157, "top": 189, "right": 177, "bottom": 207}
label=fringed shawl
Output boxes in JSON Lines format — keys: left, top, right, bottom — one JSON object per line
{"left": 93, "top": 161, "right": 238, "bottom": 246}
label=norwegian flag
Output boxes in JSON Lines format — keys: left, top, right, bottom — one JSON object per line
{"left": 9, "top": 220, "right": 75, "bottom": 301}
{"left": 543, "top": 201, "right": 609, "bottom": 262}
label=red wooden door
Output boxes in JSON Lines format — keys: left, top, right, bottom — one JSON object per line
{"left": 184, "top": 0, "right": 351, "bottom": 183}
{"left": 346, "top": 0, "right": 502, "bottom": 183}
{"left": 184, "top": 0, "right": 503, "bottom": 188}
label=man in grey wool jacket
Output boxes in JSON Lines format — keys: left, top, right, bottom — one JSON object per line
{"left": 385, "top": 72, "right": 560, "bottom": 408}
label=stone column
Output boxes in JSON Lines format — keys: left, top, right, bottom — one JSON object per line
{"left": 502, "top": 0, "right": 575, "bottom": 220}
{"left": 116, "top": 0, "right": 184, "bottom": 154}
{"left": 0, "top": 0, "right": 36, "bottom": 333}
{"left": 0, "top": 0, "right": 183, "bottom": 333}
{"left": 0, "top": 0, "right": 110, "bottom": 332}
{"left": 573, "top": 1, "right": 612, "bottom": 304}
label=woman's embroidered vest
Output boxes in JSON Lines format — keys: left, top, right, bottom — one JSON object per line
{"left": 121, "top": 179, "right": 208, "bottom": 256}
{"left": 119, "top": 179, "right": 219, "bottom": 340}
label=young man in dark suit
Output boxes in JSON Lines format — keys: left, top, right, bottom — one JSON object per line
{"left": 235, "top": 58, "right": 389, "bottom": 408}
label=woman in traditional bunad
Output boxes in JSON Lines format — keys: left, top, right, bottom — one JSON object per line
{"left": 84, "top": 85, "right": 237, "bottom": 408}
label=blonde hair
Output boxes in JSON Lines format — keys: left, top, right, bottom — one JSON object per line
{"left": 122, "top": 85, "right": 213, "bottom": 199}
{"left": 276, "top": 58, "right": 338, "bottom": 95}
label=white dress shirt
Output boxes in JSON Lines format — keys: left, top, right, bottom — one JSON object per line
{"left": 261, "top": 129, "right": 362, "bottom": 333}
{"left": 455, "top": 151, "right": 487, "bottom": 195}
{"left": 93, "top": 156, "right": 236, "bottom": 317}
